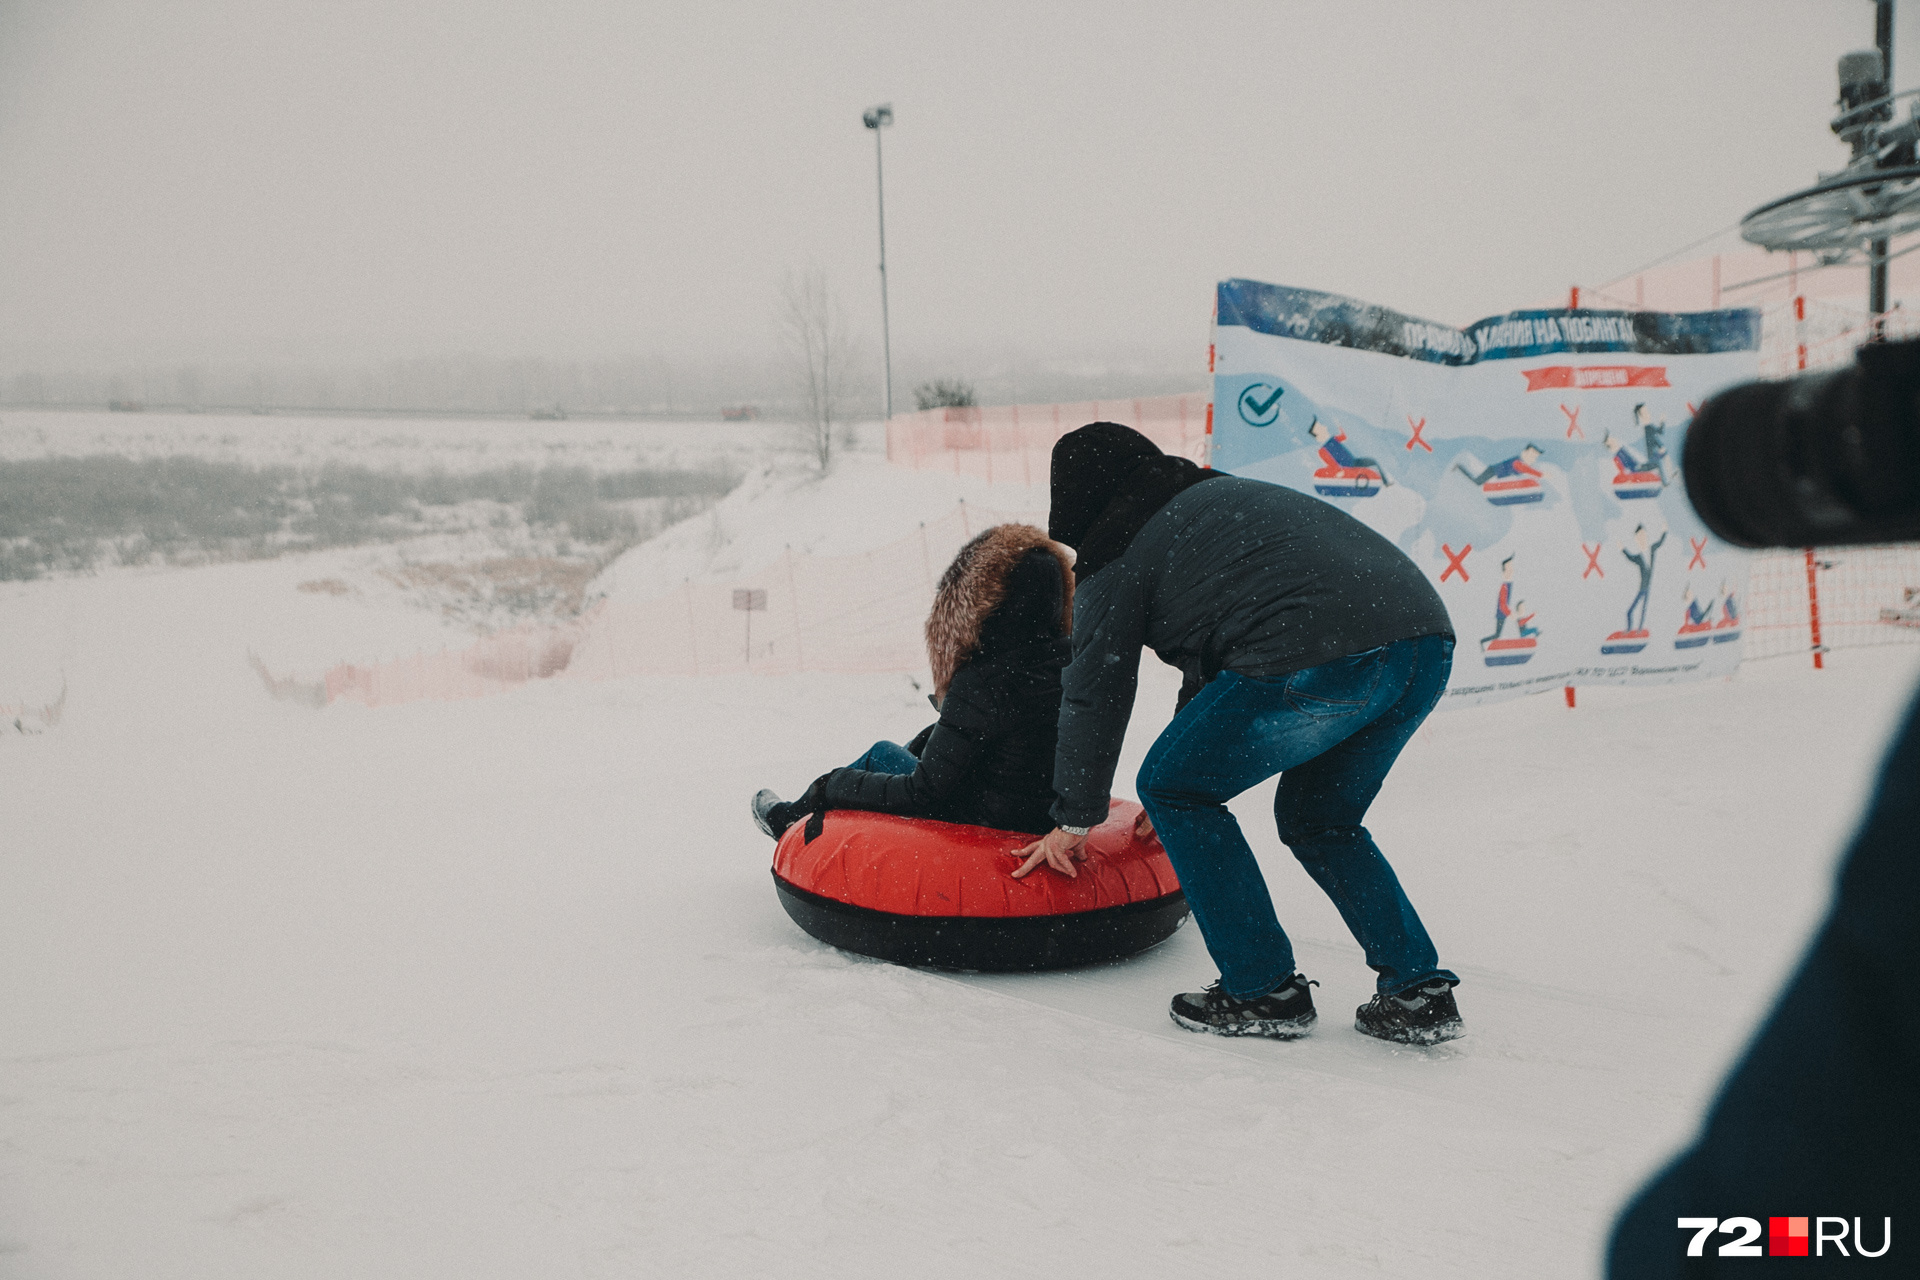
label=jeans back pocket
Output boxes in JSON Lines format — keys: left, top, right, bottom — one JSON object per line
{"left": 1283, "top": 647, "right": 1386, "bottom": 719}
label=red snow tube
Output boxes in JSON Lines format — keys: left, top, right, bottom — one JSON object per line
{"left": 771, "top": 800, "right": 1188, "bottom": 972}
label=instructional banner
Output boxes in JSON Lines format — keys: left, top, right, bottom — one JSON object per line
{"left": 1211, "top": 278, "right": 1763, "bottom": 707}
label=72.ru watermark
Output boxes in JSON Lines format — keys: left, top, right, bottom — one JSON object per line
{"left": 1678, "top": 1217, "right": 1892, "bottom": 1258}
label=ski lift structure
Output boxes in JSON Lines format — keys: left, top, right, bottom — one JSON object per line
{"left": 1741, "top": 0, "right": 1917, "bottom": 329}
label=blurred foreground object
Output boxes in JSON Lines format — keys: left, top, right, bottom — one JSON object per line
{"left": 1612, "top": 334, "right": 1919, "bottom": 1276}
{"left": 1608, "top": 689, "right": 1917, "bottom": 1273}
{"left": 1684, "top": 337, "right": 1920, "bottom": 548}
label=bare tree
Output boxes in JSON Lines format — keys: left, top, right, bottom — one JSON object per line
{"left": 776, "top": 268, "right": 858, "bottom": 472}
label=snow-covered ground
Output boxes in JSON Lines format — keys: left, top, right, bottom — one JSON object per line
{"left": 2, "top": 426, "right": 1914, "bottom": 1278}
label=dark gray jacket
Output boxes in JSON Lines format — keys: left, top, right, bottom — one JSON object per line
{"left": 1050, "top": 476, "right": 1453, "bottom": 827}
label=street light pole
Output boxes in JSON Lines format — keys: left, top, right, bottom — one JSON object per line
{"left": 863, "top": 103, "right": 895, "bottom": 421}
{"left": 1872, "top": 0, "right": 1895, "bottom": 332}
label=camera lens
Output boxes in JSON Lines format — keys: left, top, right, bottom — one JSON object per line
{"left": 1684, "top": 340, "right": 1920, "bottom": 549}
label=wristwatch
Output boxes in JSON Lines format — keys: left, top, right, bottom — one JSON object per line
{"left": 1059, "top": 824, "right": 1092, "bottom": 837}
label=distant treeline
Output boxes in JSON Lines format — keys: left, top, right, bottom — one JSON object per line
{"left": 0, "top": 456, "right": 739, "bottom": 580}
{"left": 0, "top": 351, "right": 1203, "bottom": 419}
{"left": 1, "top": 355, "right": 785, "bottom": 419}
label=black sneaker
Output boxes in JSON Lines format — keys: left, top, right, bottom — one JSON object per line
{"left": 1169, "top": 973, "right": 1318, "bottom": 1039}
{"left": 1355, "top": 978, "right": 1463, "bottom": 1045}
{"left": 751, "top": 789, "right": 794, "bottom": 840}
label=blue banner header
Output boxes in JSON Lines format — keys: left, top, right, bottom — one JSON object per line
{"left": 1215, "top": 278, "right": 1761, "bottom": 366}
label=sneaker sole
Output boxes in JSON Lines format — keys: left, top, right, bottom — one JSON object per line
{"left": 1170, "top": 1008, "right": 1317, "bottom": 1040}
{"left": 749, "top": 792, "right": 778, "bottom": 839}
{"left": 1353, "top": 1017, "right": 1464, "bottom": 1046}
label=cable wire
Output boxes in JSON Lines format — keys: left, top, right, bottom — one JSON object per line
{"left": 1592, "top": 221, "right": 1746, "bottom": 294}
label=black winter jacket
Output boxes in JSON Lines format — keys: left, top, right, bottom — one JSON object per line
{"left": 819, "top": 634, "right": 1070, "bottom": 834}
{"left": 810, "top": 533, "right": 1074, "bottom": 836}
{"left": 1051, "top": 475, "right": 1454, "bottom": 827}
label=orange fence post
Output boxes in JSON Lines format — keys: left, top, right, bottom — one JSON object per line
{"left": 1564, "top": 686, "right": 1576, "bottom": 708}
{"left": 1795, "top": 295, "right": 1808, "bottom": 371}
{"left": 1570, "top": 285, "right": 1580, "bottom": 309}
{"left": 1805, "top": 548, "right": 1825, "bottom": 670}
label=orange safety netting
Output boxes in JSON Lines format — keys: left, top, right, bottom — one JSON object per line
{"left": 322, "top": 618, "right": 587, "bottom": 707}
{"left": 310, "top": 501, "right": 1920, "bottom": 708}
{"left": 306, "top": 273, "right": 1920, "bottom": 707}
{"left": 1743, "top": 546, "right": 1920, "bottom": 663}
{"left": 884, "top": 394, "right": 1211, "bottom": 482}
{"left": 319, "top": 500, "right": 1048, "bottom": 706}
{"left": 1577, "top": 246, "right": 1920, "bottom": 379}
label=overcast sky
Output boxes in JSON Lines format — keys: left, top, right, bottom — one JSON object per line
{"left": 0, "top": 1, "right": 1907, "bottom": 378}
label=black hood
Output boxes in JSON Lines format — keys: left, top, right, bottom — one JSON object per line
{"left": 1048, "top": 422, "right": 1220, "bottom": 581}
{"left": 975, "top": 547, "right": 1068, "bottom": 657}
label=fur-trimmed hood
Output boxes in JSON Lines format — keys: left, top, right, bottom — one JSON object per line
{"left": 925, "top": 523, "right": 1074, "bottom": 702}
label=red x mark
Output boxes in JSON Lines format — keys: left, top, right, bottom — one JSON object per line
{"left": 1560, "top": 403, "right": 1584, "bottom": 439}
{"left": 1689, "top": 537, "right": 1707, "bottom": 569}
{"left": 1405, "top": 415, "right": 1432, "bottom": 452}
{"left": 1686, "top": 401, "right": 1698, "bottom": 418}
{"left": 1581, "top": 542, "right": 1605, "bottom": 579}
{"left": 1440, "top": 543, "right": 1472, "bottom": 583}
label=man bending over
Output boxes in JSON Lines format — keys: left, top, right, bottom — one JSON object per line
{"left": 1013, "top": 424, "right": 1463, "bottom": 1044}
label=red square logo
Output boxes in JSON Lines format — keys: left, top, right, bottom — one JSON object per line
{"left": 1769, "top": 1217, "right": 1809, "bottom": 1257}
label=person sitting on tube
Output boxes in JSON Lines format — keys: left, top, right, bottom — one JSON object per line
{"left": 751, "top": 524, "right": 1073, "bottom": 842}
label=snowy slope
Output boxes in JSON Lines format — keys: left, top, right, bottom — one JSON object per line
{"left": 591, "top": 451, "right": 1046, "bottom": 608}
{"left": 2, "top": 438, "right": 1914, "bottom": 1279}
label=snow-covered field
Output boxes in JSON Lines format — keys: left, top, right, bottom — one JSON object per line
{"left": 0, "top": 408, "right": 803, "bottom": 474}
{"left": 2, "top": 419, "right": 1914, "bottom": 1278}
{"left": 0, "top": 408, "right": 794, "bottom": 638}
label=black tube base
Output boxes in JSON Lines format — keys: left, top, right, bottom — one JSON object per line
{"left": 773, "top": 871, "right": 1190, "bottom": 972}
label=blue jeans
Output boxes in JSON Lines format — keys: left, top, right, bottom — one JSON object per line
{"left": 1136, "top": 634, "right": 1458, "bottom": 999}
{"left": 850, "top": 741, "right": 919, "bottom": 774}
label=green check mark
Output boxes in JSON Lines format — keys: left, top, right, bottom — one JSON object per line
{"left": 1245, "top": 386, "right": 1284, "bottom": 415}
{"left": 1238, "top": 383, "right": 1284, "bottom": 426}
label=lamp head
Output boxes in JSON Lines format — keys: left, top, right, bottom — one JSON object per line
{"left": 863, "top": 103, "right": 894, "bottom": 130}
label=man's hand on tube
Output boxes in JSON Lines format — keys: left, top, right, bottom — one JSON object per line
{"left": 1010, "top": 828, "right": 1089, "bottom": 879}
